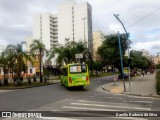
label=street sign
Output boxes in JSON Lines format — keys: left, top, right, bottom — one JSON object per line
{"left": 75, "top": 54, "right": 83, "bottom": 59}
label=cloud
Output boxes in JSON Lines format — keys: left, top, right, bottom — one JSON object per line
{"left": 0, "top": 0, "right": 160, "bottom": 55}
{"left": 132, "top": 40, "right": 160, "bottom": 55}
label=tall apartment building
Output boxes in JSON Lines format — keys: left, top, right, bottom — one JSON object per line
{"left": 92, "top": 31, "right": 105, "bottom": 61}
{"left": 58, "top": 0, "right": 93, "bottom": 52}
{"left": 33, "top": 12, "right": 58, "bottom": 50}
{"left": 25, "top": 36, "right": 33, "bottom": 52}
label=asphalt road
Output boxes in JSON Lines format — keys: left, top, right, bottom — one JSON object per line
{"left": 0, "top": 75, "right": 113, "bottom": 111}
{"left": 1, "top": 75, "right": 160, "bottom": 120}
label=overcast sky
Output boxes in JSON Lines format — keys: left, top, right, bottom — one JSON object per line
{"left": 0, "top": 0, "right": 160, "bottom": 55}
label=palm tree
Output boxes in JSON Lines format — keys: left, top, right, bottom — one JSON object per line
{"left": 6, "top": 42, "right": 32, "bottom": 78}
{"left": 30, "top": 39, "right": 47, "bottom": 82}
{"left": 0, "top": 42, "right": 31, "bottom": 85}
{"left": 48, "top": 40, "right": 92, "bottom": 67}
{"left": 0, "top": 52, "right": 10, "bottom": 82}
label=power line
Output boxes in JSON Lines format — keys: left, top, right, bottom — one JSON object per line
{"left": 103, "top": 7, "right": 160, "bottom": 35}
{"left": 127, "top": 7, "right": 160, "bottom": 29}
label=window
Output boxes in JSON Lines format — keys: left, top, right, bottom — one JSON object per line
{"left": 70, "top": 65, "right": 87, "bottom": 74}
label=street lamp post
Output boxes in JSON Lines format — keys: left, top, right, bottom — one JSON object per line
{"left": 114, "top": 14, "right": 131, "bottom": 92}
{"left": 82, "top": 17, "right": 86, "bottom": 46}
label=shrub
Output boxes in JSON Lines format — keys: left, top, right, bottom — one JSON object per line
{"left": 155, "top": 70, "right": 160, "bottom": 95}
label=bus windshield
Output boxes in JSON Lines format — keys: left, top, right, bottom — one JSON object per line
{"left": 69, "top": 65, "right": 87, "bottom": 74}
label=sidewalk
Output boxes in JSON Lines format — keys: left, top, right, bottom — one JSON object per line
{"left": 103, "top": 74, "right": 159, "bottom": 97}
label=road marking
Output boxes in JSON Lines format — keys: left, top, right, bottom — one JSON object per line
{"left": 71, "top": 103, "right": 151, "bottom": 110}
{"left": 0, "top": 90, "right": 14, "bottom": 93}
{"left": 125, "top": 94, "right": 159, "bottom": 99}
{"left": 62, "top": 106, "right": 119, "bottom": 111}
{"left": 78, "top": 100, "right": 106, "bottom": 103}
{"left": 128, "top": 101, "right": 153, "bottom": 104}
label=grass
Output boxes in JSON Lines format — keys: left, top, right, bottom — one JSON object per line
{"left": 90, "top": 72, "right": 118, "bottom": 78}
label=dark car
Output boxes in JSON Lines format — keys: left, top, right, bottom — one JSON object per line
{"left": 118, "top": 73, "right": 128, "bottom": 79}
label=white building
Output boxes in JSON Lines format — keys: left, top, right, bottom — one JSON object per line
{"left": 24, "top": 36, "right": 33, "bottom": 52}
{"left": 92, "top": 31, "right": 105, "bottom": 61}
{"left": 33, "top": 12, "right": 58, "bottom": 50}
{"left": 58, "top": 0, "right": 93, "bottom": 52}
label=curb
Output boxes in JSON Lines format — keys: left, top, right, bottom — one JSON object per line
{"left": 102, "top": 85, "right": 110, "bottom": 92}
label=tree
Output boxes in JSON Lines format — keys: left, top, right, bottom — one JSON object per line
{"left": 48, "top": 40, "right": 92, "bottom": 67}
{"left": 0, "top": 52, "right": 10, "bottom": 83}
{"left": 6, "top": 42, "right": 32, "bottom": 78}
{"left": 30, "top": 40, "right": 47, "bottom": 82}
{"left": 130, "top": 50, "right": 150, "bottom": 69}
{"left": 92, "top": 61, "right": 103, "bottom": 73}
{"left": 97, "top": 33, "right": 128, "bottom": 73}
{"left": 0, "top": 42, "right": 32, "bottom": 85}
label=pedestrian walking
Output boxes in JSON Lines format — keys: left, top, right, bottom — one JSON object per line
{"left": 113, "top": 75, "right": 117, "bottom": 86}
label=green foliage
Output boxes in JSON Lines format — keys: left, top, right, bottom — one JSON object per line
{"left": 156, "top": 70, "right": 160, "bottom": 95}
{"left": 43, "top": 67, "right": 53, "bottom": 77}
{"left": 30, "top": 39, "right": 47, "bottom": 82}
{"left": 130, "top": 50, "right": 150, "bottom": 69}
{"left": 97, "top": 33, "right": 128, "bottom": 73}
{"left": 0, "top": 42, "right": 32, "bottom": 78}
{"left": 156, "top": 64, "right": 160, "bottom": 69}
{"left": 92, "top": 61, "right": 103, "bottom": 71}
{"left": 48, "top": 40, "right": 92, "bottom": 66}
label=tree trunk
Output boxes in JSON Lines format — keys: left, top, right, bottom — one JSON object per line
{"left": 40, "top": 50, "right": 42, "bottom": 82}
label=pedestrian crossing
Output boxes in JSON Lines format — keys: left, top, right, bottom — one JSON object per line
{"left": 61, "top": 99, "right": 151, "bottom": 111}
{"left": 2, "top": 92, "right": 157, "bottom": 120}
{"left": 37, "top": 92, "right": 157, "bottom": 119}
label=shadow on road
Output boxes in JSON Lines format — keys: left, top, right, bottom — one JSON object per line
{"left": 65, "top": 86, "right": 88, "bottom": 91}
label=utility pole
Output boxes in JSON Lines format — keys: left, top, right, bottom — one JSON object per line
{"left": 118, "top": 31, "right": 126, "bottom": 92}
{"left": 82, "top": 17, "right": 86, "bottom": 46}
{"left": 114, "top": 14, "right": 131, "bottom": 92}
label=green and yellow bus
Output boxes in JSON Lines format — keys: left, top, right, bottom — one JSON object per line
{"left": 60, "top": 63, "right": 90, "bottom": 88}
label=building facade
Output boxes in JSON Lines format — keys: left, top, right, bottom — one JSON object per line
{"left": 33, "top": 12, "right": 58, "bottom": 50}
{"left": 92, "top": 31, "right": 105, "bottom": 61}
{"left": 25, "top": 36, "right": 33, "bottom": 52}
{"left": 58, "top": 0, "right": 93, "bottom": 52}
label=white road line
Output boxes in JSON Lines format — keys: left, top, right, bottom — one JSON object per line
{"left": 94, "top": 93, "right": 122, "bottom": 95}
{"left": 125, "top": 94, "right": 159, "bottom": 99}
{"left": 62, "top": 106, "right": 120, "bottom": 111}
{"left": 78, "top": 100, "right": 106, "bottom": 103}
{"left": 128, "top": 101, "right": 153, "bottom": 104}
{"left": 71, "top": 103, "right": 151, "bottom": 110}
{"left": 0, "top": 90, "right": 14, "bottom": 93}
